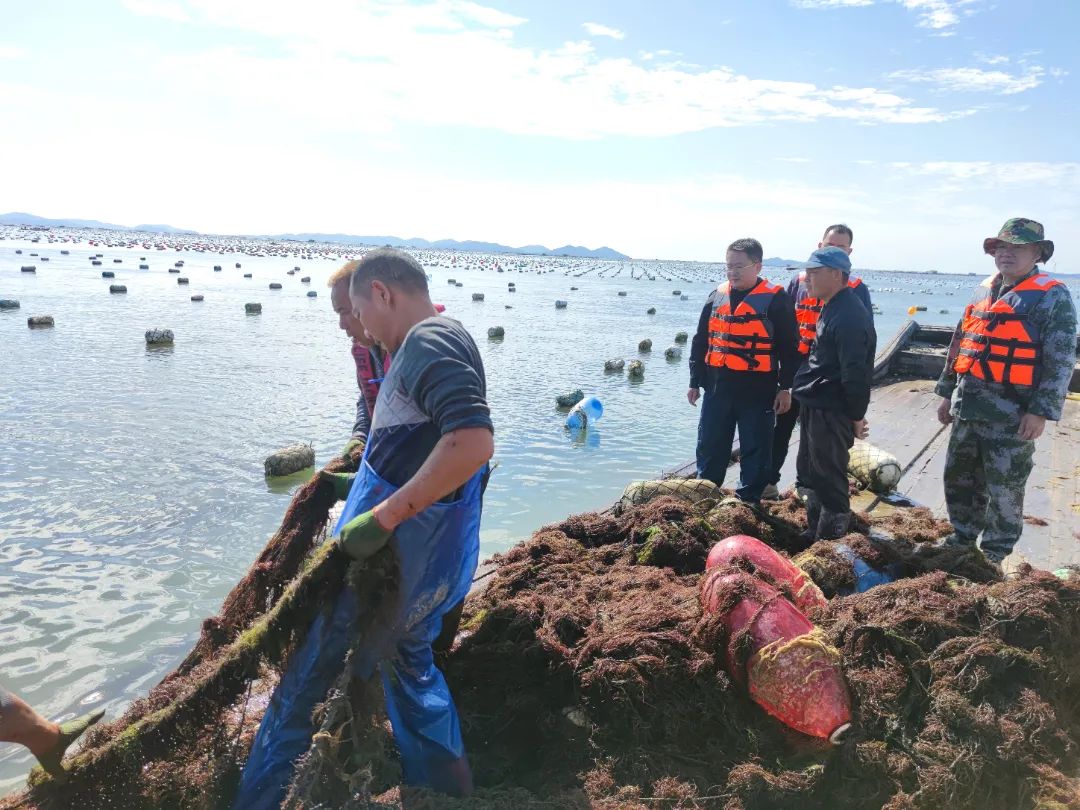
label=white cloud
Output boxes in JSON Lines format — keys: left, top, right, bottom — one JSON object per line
{"left": 976, "top": 54, "right": 1010, "bottom": 66}
{"left": 792, "top": 0, "right": 873, "bottom": 7}
{"left": 897, "top": 0, "right": 959, "bottom": 29}
{"left": 890, "top": 65, "right": 1044, "bottom": 94}
{"left": 793, "top": 0, "right": 982, "bottom": 30}
{"left": 121, "top": 0, "right": 191, "bottom": 22}
{"left": 892, "top": 161, "right": 1080, "bottom": 186}
{"left": 109, "top": 0, "right": 965, "bottom": 139}
{"left": 582, "top": 22, "right": 625, "bottom": 40}
{"left": 0, "top": 45, "right": 26, "bottom": 59}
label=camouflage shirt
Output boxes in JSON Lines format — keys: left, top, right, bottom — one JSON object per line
{"left": 935, "top": 269, "right": 1078, "bottom": 425}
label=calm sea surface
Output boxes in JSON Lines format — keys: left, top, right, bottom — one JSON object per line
{"left": 1, "top": 232, "right": 1077, "bottom": 790}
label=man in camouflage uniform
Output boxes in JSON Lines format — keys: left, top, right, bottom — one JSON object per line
{"left": 935, "top": 218, "right": 1077, "bottom": 564}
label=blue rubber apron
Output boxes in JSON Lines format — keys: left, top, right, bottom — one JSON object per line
{"left": 234, "top": 454, "right": 483, "bottom": 808}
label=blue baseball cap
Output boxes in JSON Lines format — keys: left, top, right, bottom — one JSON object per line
{"left": 805, "top": 246, "right": 851, "bottom": 273}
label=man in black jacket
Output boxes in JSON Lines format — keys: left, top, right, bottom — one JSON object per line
{"left": 688, "top": 238, "right": 800, "bottom": 503}
{"left": 792, "top": 247, "right": 876, "bottom": 540}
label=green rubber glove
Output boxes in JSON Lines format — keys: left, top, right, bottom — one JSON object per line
{"left": 338, "top": 509, "right": 393, "bottom": 561}
{"left": 318, "top": 470, "right": 356, "bottom": 501}
{"left": 342, "top": 437, "right": 366, "bottom": 461}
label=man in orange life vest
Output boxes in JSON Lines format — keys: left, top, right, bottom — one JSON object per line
{"left": 935, "top": 218, "right": 1077, "bottom": 564}
{"left": 688, "top": 238, "right": 800, "bottom": 503}
{"left": 763, "top": 224, "right": 873, "bottom": 500}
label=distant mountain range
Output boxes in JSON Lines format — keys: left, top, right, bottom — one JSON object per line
{"left": 273, "top": 233, "right": 630, "bottom": 260}
{"left": 0, "top": 212, "right": 630, "bottom": 260}
{"left": 0, "top": 212, "right": 197, "bottom": 234}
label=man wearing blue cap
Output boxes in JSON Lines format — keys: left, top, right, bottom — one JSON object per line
{"left": 763, "top": 224, "right": 872, "bottom": 500}
{"left": 791, "top": 246, "right": 876, "bottom": 540}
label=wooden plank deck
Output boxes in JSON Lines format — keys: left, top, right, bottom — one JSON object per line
{"left": 664, "top": 321, "right": 1080, "bottom": 571}
{"left": 770, "top": 381, "right": 1080, "bottom": 571}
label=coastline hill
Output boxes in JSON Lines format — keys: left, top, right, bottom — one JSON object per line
{"left": 273, "top": 233, "right": 630, "bottom": 260}
{"left": 0, "top": 212, "right": 629, "bottom": 259}
{"left": 0, "top": 212, "right": 195, "bottom": 235}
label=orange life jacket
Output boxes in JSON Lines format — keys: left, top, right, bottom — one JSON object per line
{"left": 952, "top": 272, "right": 1062, "bottom": 388}
{"left": 794, "top": 273, "right": 865, "bottom": 355}
{"left": 705, "top": 277, "right": 783, "bottom": 372}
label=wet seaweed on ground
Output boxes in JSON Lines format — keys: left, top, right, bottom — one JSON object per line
{"left": 7, "top": 482, "right": 1080, "bottom": 810}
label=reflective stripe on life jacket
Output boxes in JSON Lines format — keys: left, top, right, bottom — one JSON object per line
{"left": 794, "top": 273, "right": 865, "bottom": 355}
{"left": 705, "top": 277, "right": 783, "bottom": 371}
{"left": 952, "top": 272, "right": 1062, "bottom": 388}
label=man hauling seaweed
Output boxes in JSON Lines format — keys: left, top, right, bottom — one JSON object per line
{"left": 328, "top": 259, "right": 390, "bottom": 463}
{"left": 235, "top": 248, "right": 494, "bottom": 807}
{"left": 327, "top": 260, "right": 447, "bottom": 468}
{"left": 935, "top": 218, "right": 1077, "bottom": 565}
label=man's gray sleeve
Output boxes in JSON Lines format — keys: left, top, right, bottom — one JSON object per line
{"left": 400, "top": 323, "right": 494, "bottom": 435}
{"left": 352, "top": 392, "right": 371, "bottom": 440}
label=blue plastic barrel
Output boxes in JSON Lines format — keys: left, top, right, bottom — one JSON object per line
{"left": 835, "top": 544, "right": 897, "bottom": 593}
{"left": 565, "top": 396, "right": 603, "bottom": 430}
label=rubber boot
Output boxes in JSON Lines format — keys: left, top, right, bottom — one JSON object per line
{"left": 816, "top": 510, "right": 851, "bottom": 541}
{"left": 428, "top": 756, "right": 474, "bottom": 798}
{"left": 34, "top": 708, "right": 105, "bottom": 779}
{"left": 939, "top": 532, "right": 976, "bottom": 550}
{"left": 799, "top": 491, "right": 822, "bottom": 545}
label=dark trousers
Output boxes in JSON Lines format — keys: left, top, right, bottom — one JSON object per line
{"left": 796, "top": 406, "right": 854, "bottom": 513}
{"left": 433, "top": 599, "right": 465, "bottom": 663}
{"left": 769, "top": 397, "right": 801, "bottom": 486}
{"left": 696, "top": 389, "right": 775, "bottom": 502}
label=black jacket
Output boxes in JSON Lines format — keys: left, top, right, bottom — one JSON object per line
{"left": 689, "top": 282, "right": 800, "bottom": 405}
{"left": 792, "top": 286, "right": 876, "bottom": 420}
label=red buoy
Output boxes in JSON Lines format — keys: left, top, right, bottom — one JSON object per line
{"left": 701, "top": 571, "right": 851, "bottom": 743}
{"left": 706, "top": 535, "right": 827, "bottom": 614}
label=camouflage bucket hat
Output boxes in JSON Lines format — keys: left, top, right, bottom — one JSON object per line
{"left": 983, "top": 217, "right": 1054, "bottom": 263}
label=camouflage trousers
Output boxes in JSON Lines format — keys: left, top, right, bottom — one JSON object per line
{"left": 943, "top": 417, "right": 1035, "bottom": 560}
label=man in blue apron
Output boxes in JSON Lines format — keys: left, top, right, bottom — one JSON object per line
{"left": 235, "top": 248, "right": 494, "bottom": 807}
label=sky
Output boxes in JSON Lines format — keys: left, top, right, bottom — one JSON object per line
{"left": 0, "top": 0, "right": 1077, "bottom": 271}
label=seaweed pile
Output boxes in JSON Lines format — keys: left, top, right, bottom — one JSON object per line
{"left": 438, "top": 496, "right": 1080, "bottom": 809}
{"left": 4, "top": 480, "right": 1079, "bottom": 810}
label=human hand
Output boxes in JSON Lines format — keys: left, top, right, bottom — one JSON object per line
{"left": 337, "top": 508, "right": 393, "bottom": 561}
{"left": 341, "top": 437, "right": 366, "bottom": 461}
{"left": 318, "top": 470, "right": 355, "bottom": 501}
{"left": 1017, "top": 412, "right": 1046, "bottom": 441}
{"left": 936, "top": 398, "right": 953, "bottom": 426}
{"left": 853, "top": 419, "right": 869, "bottom": 440}
{"left": 774, "top": 390, "right": 792, "bottom": 415}
{"left": 687, "top": 388, "right": 700, "bottom": 406}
